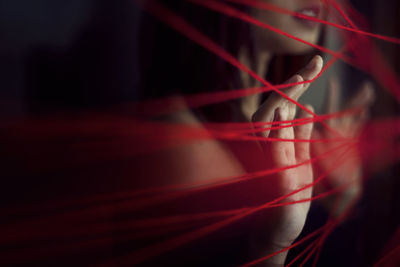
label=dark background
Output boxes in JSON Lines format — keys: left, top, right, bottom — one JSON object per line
{"left": 0, "top": 0, "right": 399, "bottom": 117}
{"left": 0, "top": 0, "right": 142, "bottom": 117}
{"left": 1, "top": 0, "right": 400, "bottom": 266}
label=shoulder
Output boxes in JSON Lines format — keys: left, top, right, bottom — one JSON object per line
{"left": 159, "top": 106, "right": 246, "bottom": 186}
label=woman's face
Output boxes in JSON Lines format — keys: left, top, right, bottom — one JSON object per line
{"left": 251, "top": 0, "right": 325, "bottom": 54}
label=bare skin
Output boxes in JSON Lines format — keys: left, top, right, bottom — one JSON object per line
{"left": 158, "top": 0, "right": 373, "bottom": 265}
{"left": 164, "top": 56, "right": 322, "bottom": 266}
{"left": 312, "top": 78, "right": 375, "bottom": 216}
{"left": 164, "top": 53, "right": 373, "bottom": 266}
{"left": 250, "top": 55, "right": 322, "bottom": 265}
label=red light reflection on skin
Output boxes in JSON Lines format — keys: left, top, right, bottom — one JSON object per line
{"left": 1, "top": 0, "right": 400, "bottom": 266}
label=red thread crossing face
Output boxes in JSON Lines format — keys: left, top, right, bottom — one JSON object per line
{"left": 1, "top": 0, "right": 400, "bottom": 266}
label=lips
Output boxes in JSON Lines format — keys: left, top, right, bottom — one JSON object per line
{"left": 293, "top": 5, "right": 322, "bottom": 28}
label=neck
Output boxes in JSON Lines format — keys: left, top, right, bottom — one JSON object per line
{"left": 238, "top": 45, "right": 272, "bottom": 121}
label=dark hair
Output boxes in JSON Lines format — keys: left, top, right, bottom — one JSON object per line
{"left": 138, "top": 1, "right": 254, "bottom": 93}
{"left": 137, "top": 1, "right": 318, "bottom": 121}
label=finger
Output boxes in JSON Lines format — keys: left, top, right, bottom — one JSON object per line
{"left": 252, "top": 74, "right": 303, "bottom": 137}
{"left": 345, "top": 81, "right": 375, "bottom": 109}
{"left": 295, "top": 55, "right": 324, "bottom": 98}
{"left": 287, "top": 74, "right": 305, "bottom": 120}
{"left": 294, "top": 104, "right": 315, "bottom": 162}
{"left": 252, "top": 55, "right": 323, "bottom": 137}
{"left": 287, "top": 55, "right": 323, "bottom": 120}
{"left": 343, "top": 82, "right": 375, "bottom": 136}
{"left": 268, "top": 106, "right": 296, "bottom": 167}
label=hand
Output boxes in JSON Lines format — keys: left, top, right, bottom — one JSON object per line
{"left": 251, "top": 55, "right": 323, "bottom": 265}
{"left": 312, "top": 77, "right": 375, "bottom": 216}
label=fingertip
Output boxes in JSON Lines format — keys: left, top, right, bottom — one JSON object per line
{"left": 363, "top": 81, "right": 375, "bottom": 102}
{"left": 286, "top": 74, "right": 304, "bottom": 85}
{"left": 304, "top": 104, "right": 314, "bottom": 113}
{"left": 314, "top": 55, "right": 324, "bottom": 69}
{"left": 305, "top": 55, "right": 323, "bottom": 71}
{"left": 293, "top": 74, "right": 304, "bottom": 83}
{"left": 301, "top": 55, "right": 324, "bottom": 83}
{"left": 301, "top": 104, "right": 314, "bottom": 118}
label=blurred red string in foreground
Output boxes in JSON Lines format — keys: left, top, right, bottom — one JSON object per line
{"left": 1, "top": 0, "right": 400, "bottom": 266}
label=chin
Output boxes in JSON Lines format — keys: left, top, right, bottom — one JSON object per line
{"left": 273, "top": 34, "right": 321, "bottom": 55}
{"left": 286, "top": 43, "right": 317, "bottom": 55}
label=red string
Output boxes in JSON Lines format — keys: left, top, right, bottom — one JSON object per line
{"left": 3, "top": 0, "right": 400, "bottom": 264}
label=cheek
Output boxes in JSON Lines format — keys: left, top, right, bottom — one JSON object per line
{"left": 254, "top": 7, "right": 288, "bottom": 30}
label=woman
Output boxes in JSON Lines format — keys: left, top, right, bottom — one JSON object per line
{"left": 0, "top": 0, "right": 383, "bottom": 265}
{"left": 136, "top": 0, "right": 373, "bottom": 265}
